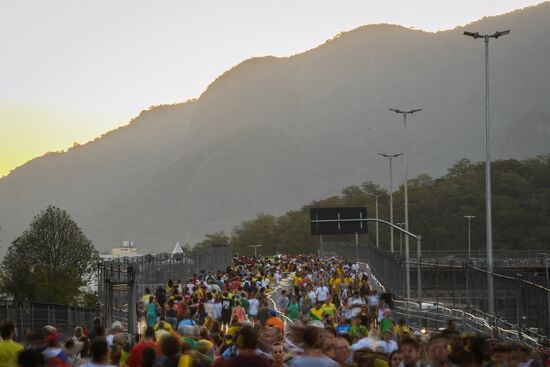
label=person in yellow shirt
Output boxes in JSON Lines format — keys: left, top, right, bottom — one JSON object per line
{"left": 293, "top": 273, "right": 303, "bottom": 295}
{"left": 154, "top": 317, "right": 174, "bottom": 333}
{"left": 309, "top": 302, "right": 324, "bottom": 321}
{"left": 394, "top": 319, "right": 412, "bottom": 340}
{"left": 142, "top": 288, "right": 153, "bottom": 305}
{"left": 0, "top": 321, "right": 23, "bottom": 367}
{"left": 344, "top": 275, "right": 353, "bottom": 286}
{"left": 320, "top": 298, "right": 337, "bottom": 321}
{"left": 329, "top": 275, "right": 342, "bottom": 294}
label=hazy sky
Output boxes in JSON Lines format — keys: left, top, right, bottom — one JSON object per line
{"left": 0, "top": 0, "right": 544, "bottom": 177}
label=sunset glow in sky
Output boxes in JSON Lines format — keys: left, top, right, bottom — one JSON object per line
{"left": 0, "top": 0, "right": 544, "bottom": 177}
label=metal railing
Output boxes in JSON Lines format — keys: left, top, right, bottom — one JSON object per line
{"left": 323, "top": 242, "right": 549, "bottom": 346}
{"left": 0, "top": 301, "right": 98, "bottom": 338}
{"left": 98, "top": 245, "right": 233, "bottom": 334}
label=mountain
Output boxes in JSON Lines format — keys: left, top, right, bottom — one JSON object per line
{"left": 1, "top": 3, "right": 550, "bottom": 253}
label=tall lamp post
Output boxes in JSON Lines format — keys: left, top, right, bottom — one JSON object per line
{"left": 464, "top": 29, "right": 509, "bottom": 316}
{"left": 249, "top": 244, "right": 263, "bottom": 257}
{"left": 464, "top": 215, "right": 475, "bottom": 259}
{"left": 378, "top": 153, "right": 403, "bottom": 253}
{"left": 397, "top": 222, "right": 405, "bottom": 256}
{"left": 367, "top": 193, "right": 383, "bottom": 248}
{"left": 537, "top": 252, "right": 550, "bottom": 334}
{"left": 390, "top": 108, "right": 421, "bottom": 300}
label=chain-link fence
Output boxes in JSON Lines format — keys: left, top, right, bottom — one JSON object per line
{"left": 0, "top": 301, "right": 99, "bottom": 338}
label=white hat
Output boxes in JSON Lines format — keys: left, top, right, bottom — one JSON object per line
{"left": 306, "top": 320, "right": 325, "bottom": 328}
{"left": 111, "top": 321, "right": 124, "bottom": 331}
{"left": 351, "top": 337, "right": 374, "bottom": 351}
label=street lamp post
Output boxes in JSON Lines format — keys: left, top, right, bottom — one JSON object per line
{"left": 378, "top": 153, "right": 403, "bottom": 253}
{"left": 464, "top": 29, "right": 510, "bottom": 316}
{"left": 537, "top": 252, "right": 550, "bottom": 334}
{"left": 367, "top": 193, "right": 383, "bottom": 248}
{"left": 390, "top": 108, "right": 421, "bottom": 301}
{"left": 464, "top": 215, "right": 475, "bottom": 259}
{"left": 397, "top": 222, "right": 405, "bottom": 256}
{"left": 249, "top": 244, "right": 263, "bottom": 257}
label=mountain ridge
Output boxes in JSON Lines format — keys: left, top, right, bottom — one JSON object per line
{"left": 1, "top": 2, "right": 550, "bottom": 253}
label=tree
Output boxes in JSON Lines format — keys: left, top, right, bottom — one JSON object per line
{"left": 194, "top": 232, "right": 230, "bottom": 249}
{"left": 231, "top": 213, "right": 277, "bottom": 255}
{"left": 0, "top": 206, "right": 99, "bottom": 304}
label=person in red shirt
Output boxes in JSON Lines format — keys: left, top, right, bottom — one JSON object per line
{"left": 127, "top": 327, "right": 157, "bottom": 367}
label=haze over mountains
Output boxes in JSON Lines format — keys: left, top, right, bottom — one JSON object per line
{"left": 1, "top": 3, "right": 549, "bottom": 254}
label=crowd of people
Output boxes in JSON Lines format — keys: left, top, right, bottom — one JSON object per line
{"left": 0, "top": 255, "right": 549, "bottom": 367}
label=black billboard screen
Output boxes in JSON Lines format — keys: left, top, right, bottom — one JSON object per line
{"left": 310, "top": 207, "right": 368, "bottom": 235}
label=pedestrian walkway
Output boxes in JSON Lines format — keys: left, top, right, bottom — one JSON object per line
{"left": 3, "top": 254, "right": 549, "bottom": 367}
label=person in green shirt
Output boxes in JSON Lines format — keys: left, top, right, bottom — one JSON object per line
{"left": 350, "top": 316, "right": 368, "bottom": 340}
{"left": 286, "top": 295, "right": 300, "bottom": 321}
{"left": 0, "top": 321, "right": 23, "bottom": 367}
{"left": 379, "top": 309, "right": 395, "bottom": 335}
{"left": 239, "top": 293, "right": 250, "bottom": 312}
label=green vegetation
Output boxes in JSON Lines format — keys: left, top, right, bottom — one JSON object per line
{"left": 199, "top": 156, "right": 550, "bottom": 255}
{"left": 0, "top": 206, "right": 99, "bottom": 304}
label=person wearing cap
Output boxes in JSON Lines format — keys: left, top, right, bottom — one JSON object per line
{"left": 266, "top": 310, "right": 284, "bottom": 334}
{"left": 105, "top": 322, "right": 124, "bottom": 347}
{"left": 0, "top": 321, "right": 23, "bottom": 367}
{"left": 62, "top": 338, "right": 84, "bottom": 367}
{"left": 42, "top": 330, "right": 71, "bottom": 367}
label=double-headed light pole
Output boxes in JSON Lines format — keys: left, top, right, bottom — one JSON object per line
{"left": 463, "top": 29, "right": 509, "bottom": 316}
{"left": 378, "top": 153, "right": 403, "bottom": 253}
{"left": 389, "top": 108, "right": 421, "bottom": 300}
{"left": 249, "top": 244, "right": 263, "bottom": 257}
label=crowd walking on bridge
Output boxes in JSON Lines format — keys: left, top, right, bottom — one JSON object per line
{"left": 0, "top": 255, "right": 549, "bottom": 367}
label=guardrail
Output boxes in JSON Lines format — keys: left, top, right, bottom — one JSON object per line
{"left": 391, "top": 300, "right": 547, "bottom": 348}
{"left": 359, "top": 259, "right": 547, "bottom": 347}
{"left": 0, "top": 301, "right": 99, "bottom": 338}
{"left": 323, "top": 243, "right": 549, "bottom": 347}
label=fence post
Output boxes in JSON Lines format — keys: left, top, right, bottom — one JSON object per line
{"left": 417, "top": 236, "right": 422, "bottom": 306}
{"left": 128, "top": 264, "right": 138, "bottom": 337}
